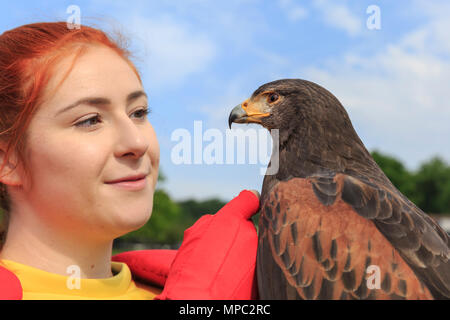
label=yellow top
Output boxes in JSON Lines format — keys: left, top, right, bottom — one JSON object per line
{"left": 0, "top": 259, "right": 162, "bottom": 300}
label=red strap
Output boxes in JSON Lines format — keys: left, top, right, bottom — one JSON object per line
{"left": 112, "top": 249, "right": 176, "bottom": 288}
{"left": 0, "top": 265, "right": 23, "bottom": 300}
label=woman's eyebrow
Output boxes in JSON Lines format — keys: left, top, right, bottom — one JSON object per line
{"left": 55, "top": 90, "right": 148, "bottom": 116}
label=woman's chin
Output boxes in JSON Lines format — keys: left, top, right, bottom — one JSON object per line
{"left": 90, "top": 200, "right": 152, "bottom": 241}
{"left": 113, "top": 209, "right": 153, "bottom": 237}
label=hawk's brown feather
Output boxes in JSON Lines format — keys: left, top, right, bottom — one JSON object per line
{"left": 257, "top": 176, "right": 437, "bottom": 299}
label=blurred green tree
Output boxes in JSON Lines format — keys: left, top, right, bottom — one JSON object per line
{"left": 371, "top": 150, "right": 417, "bottom": 202}
{"left": 371, "top": 151, "right": 450, "bottom": 215}
{"left": 412, "top": 157, "right": 450, "bottom": 214}
{"left": 119, "top": 170, "right": 187, "bottom": 245}
{"left": 177, "top": 198, "right": 226, "bottom": 222}
{"left": 118, "top": 169, "right": 227, "bottom": 246}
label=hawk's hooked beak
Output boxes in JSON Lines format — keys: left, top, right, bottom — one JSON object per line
{"left": 228, "top": 99, "right": 271, "bottom": 129}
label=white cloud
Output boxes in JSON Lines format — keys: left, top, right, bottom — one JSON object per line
{"left": 278, "top": 0, "right": 308, "bottom": 22}
{"left": 301, "top": 7, "right": 450, "bottom": 169}
{"left": 128, "top": 16, "right": 216, "bottom": 90}
{"left": 313, "top": 0, "right": 362, "bottom": 36}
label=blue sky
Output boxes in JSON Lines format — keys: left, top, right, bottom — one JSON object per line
{"left": 2, "top": 1, "right": 450, "bottom": 201}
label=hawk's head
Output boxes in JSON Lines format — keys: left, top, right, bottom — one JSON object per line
{"left": 228, "top": 79, "right": 376, "bottom": 179}
{"left": 228, "top": 79, "right": 353, "bottom": 134}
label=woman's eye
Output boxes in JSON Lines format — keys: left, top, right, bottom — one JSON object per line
{"left": 268, "top": 93, "right": 279, "bottom": 103}
{"left": 131, "top": 107, "right": 150, "bottom": 119}
{"left": 74, "top": 107, "right": 150, "bottom": 128}
{"left": 74, "top": 114, "right": 101, "bottom": 128}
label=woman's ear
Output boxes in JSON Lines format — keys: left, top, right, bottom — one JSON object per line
{"left": 0, "top": 143, "right": 23, "bottom": 187}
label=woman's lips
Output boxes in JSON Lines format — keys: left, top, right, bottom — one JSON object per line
{"left": 105, "top": 176, "right": 147, "bottom": 190}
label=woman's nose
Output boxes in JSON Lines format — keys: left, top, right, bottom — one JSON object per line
{"left": 114, "top": 117, "right": 149, "bottom": 159}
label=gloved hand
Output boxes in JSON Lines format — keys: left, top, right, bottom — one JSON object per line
{"left": 112, "top": 249, "right": 177, "bottom": 288}
{"left": 155, "top": 189, "right": 260, "bottom": 300}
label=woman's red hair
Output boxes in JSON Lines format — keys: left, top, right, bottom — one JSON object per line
{"left": 0, "top": 22, "right": 141, "bottom": 240}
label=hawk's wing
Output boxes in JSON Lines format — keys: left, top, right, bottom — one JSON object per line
{"left": 257, "top": 174, "right": 449, "bottom": 299}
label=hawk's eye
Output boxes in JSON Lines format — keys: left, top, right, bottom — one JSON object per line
{"left": 268, "top": 93, "right": 279, "bottom": 103}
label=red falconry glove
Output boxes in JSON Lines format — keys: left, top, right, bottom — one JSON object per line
{"left": 156, "top": 190, "right": 260, "bottom": 300}
{"left": 112, "top": 249, "right": 177, "bottom": 289}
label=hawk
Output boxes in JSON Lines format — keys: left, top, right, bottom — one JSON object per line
{"left": 228, "top": 79, "right": 449, "bottom": 299}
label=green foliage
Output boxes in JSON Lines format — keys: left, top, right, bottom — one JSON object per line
{"left": 177, "top": 198, "right": 226, "bottom": 222}
{"left": 412, "top": 157, "right": 450, "bottom": 214}
{"left": 371, "top": 150, "right": 417, "bottom": 202}
{"left": 120, "top": 190, "right": 227, "bottom": 245}
{"left": 119, "top": 169, "right": 227, "bottom": 246}
{"left": 120, "top": 189, "right": 186, "bottom": 244}
{"left": 371, "top": 151, "right": 450, "bottom": 215}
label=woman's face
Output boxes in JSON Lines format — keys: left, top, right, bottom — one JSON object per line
{"left": 21, "top": 45, "right": 159, "bottom": 241}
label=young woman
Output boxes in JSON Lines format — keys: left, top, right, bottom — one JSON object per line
{"left": 0, "top": 22, "right": 260, "bottom": 300}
